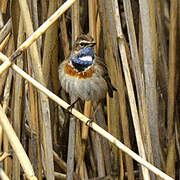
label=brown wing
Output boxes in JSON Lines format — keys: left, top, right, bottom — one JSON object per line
{"left": 95, "top": 57, "right": 117, "bottom": 98}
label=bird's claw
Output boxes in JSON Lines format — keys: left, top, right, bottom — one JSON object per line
{"left": 86, "top": 118, "right": 94, "bottom": 127}
{"left": 66, "top": 104, "right": 74, "bottom": 113}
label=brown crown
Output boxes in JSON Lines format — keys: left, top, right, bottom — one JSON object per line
{"left": 73, "top": 34, "right": 96, "bottom": 51}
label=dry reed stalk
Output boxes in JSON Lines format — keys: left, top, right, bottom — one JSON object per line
{"left": 105, "top": 27, "right": 121, "bottom": 180}
{"left": 155, "top": 2, "right": 169, "bottom": 168}
{"left": 57, "top": 1, "right": 70, "bottom": 158}
{"left": 41, "top": 0, "right": 59, "bottom": 150}
{"left": 0, "top": 33, "right": 10, "bottom": 52}
{"left": 95, "top": 13, "right": 101, "bottom": 53}
{"left": 3, "top": 1, "right": 180, "bottom": 179}
{"left": 156, "top": 0, "right": 169, "bottom": 97}
{"left": 54, "top": 172, "right": 66, "bottom": 180}
{"left": 82, "top": 101, "right": 92, "bottom": 141}
{"left": 111, "top": 2, "right": 134, "bottom": 180}
{"left": 28, "top": 87, "right": 40, "bottom": 178}
{"left": 12, "top": 15, "right": 24, "bottom": 180}
{"left": 97, "top": 1, "right": 122, "bottom": 179}
{"left": 87, "top": 138, "right": 96, "bottom": 176}
{"left": 75, "top": 117, "right": 85, "bottom": 177}
{"left": 139, "top": 0, "right": 162, "bottom": 170}
{"left": 0, "top": 68, "right": 8, "bottom": 95}
{"left": 0, "top": 0, "right": 78, "bottom": 75}
{"left": 10, "top": 0, "right": 20, "bottom": 49}
{"left": 0, "top": 105, "right": 37, "bottom": 180}
{"left": 53, "top": 151, "right": 67, "bottom": 172}
{"left": 66, "top": 1, "right": 80, "bottom": 180}
{"left": 58, "top": 0, "right": 70, "bottom": 58}
{"left": 2, "top": 70, "right": 13, "bottom": 178}
{"left": 95, "top": 106, "right": 112, "bottom": 176}
{"left": 81, "top": 1, "right": 96, "bottom": 139}
{"left": 0, "top": 34, "right": 11, "bottom": 97}
{"left": 42, "top": 0, "right": 58, "bottom": 86}
{"left": 80, "top": 0, "right": 96, "bottom": 177}
{"left": 40, "top": 0, "right": 48, "bottom": 24}
{"left": 117, "top": 48, "right": 134, "bottom": 179}
{"left": 35, "top": 95, "right": 43, "bottom": 180}
{"left": 0, "top": 0, "right": 8, "bottom": 13}
{"left": 0, "top": 19, "right": 11, "bottom": 45}
{"left": 0, "top": 127, "right": 2, "bottom": 161}
{"left": 66, "top": 112, "right": 76, "bottom": 180}
{"left": 109, "top": 1, "right": 150, "bottom": 179}
{"left": 121, "top": 0, "right": 157, "bottom": 178}
{"left": 0, "top": 52, "right": 174, "bottom": 180}
{"left": 166, "top": 0, "right": 178, "bottom": 178}
{"left": 2, "top": 35, "right": 14, "bottom": 178}
{"left": 0, "top": 168, "right": 10, "bottom": 180}
{"left": 93, "top": 109, "right": 106, "bottom": 177}
{"left": 51, "top": 66, "right": 60, "bottom": 143}
{"left": 31, "top": 1, "right": 41, "bottom": 56}
{"left": 27, "top": 54, "right": 39, "bottom": 178}
{"left": 17, "top": 0, "right": 54, "bottom": 178}
{"left": 25, "top": 43, "right": 42, "bottom": 179}
{"left": 51, "top": 65, "right": 60, "bottom": 147}
{"left": 0, "top": 152, "right": 11, "bottom": 162}
{"left": 95, "top": 134, "right": 106, "bottom": 177}
{"left": 89, "top": 130, "right": 98, "bottom": 176}
{"left": 0, "top": 12, "right": 3, "bottom": 28}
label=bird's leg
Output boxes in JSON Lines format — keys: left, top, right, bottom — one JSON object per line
{"left": 67, "top": 97, "right": 81, "bottom": 112}
{"left": 86, "top": 102, "right": 101, "bottom": 126}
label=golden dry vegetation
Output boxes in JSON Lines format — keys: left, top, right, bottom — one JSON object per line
{"left": 0, "top": 0, "right": 179, "bottom": 180}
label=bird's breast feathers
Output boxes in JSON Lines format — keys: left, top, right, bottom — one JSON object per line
{"left": 64, "top": 62, "right": 94, "bottom": 79}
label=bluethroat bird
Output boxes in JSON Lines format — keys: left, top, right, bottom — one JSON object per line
{"left": 59, "top": 34, "right": 116, "bottom": 107}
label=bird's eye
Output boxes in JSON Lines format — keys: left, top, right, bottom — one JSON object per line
{"left": 79, "top": 42, "right": 85, "bottom": 47}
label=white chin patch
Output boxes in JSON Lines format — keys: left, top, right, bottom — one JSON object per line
{"left": 79, "top": 56, "right": 93, "bottom": 61}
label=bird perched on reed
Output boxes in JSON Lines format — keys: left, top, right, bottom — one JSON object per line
{"left": 59, "top": 34, "right": 116, "bottom": 107}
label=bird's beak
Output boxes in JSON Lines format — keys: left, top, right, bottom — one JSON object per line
{"left": 88, "top": 41, "right": 96, "bottom": 47}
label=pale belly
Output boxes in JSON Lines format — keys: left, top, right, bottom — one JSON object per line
{"left": 59, "top": 72, "right": 108, "bottom": 101}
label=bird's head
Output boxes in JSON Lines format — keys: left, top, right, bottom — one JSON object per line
{"left": 70, "top": 35, "right": 96, "bottom": 72}
{"left": 73, "top": 34, "right": 96, "bottom": 52}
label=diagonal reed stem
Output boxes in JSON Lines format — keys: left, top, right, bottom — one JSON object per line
{"left": 0, "top": 52, "right": 174, "bottom": 180}
{"left": 0, "top": 0, "right": 78, "bottom": 75}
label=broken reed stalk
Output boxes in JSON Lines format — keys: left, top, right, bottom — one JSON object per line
{"left": 0, "top": 0, "right": 78, "bottom": 75}
{"left": 0, "top": 52, "right": 174, "bottom": 180}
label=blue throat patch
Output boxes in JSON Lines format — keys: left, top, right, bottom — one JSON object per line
{"left": 78, "top": 46, "right": 95, "bottom": 57}
{"left": 70, "top": 47, "right": 95, "bottom": 72}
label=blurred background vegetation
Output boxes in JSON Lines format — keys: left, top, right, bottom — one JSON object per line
{"left": 0, "top": 0, "right": 179, "bottom": 179}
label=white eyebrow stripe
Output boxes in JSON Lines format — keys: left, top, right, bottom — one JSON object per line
{"left": 79, "top": 56, "right": 93, "bottom": 61}
{"left": 79, "top": 40, "right": 90, "bottom": 44}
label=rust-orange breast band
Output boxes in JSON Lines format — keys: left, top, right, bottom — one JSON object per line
{"left": 64, "top": 63, "right": 94, "bottom": 79}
